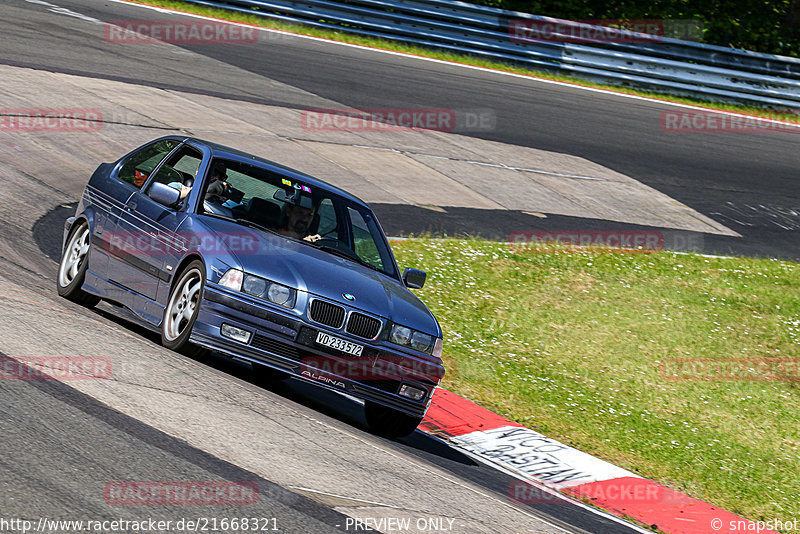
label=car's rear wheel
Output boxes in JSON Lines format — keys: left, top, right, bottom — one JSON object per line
{"left": 364, "top": 401, "right": 423, "bottom": 438}
{"left": 162, "top": 260, "right": 205, "bottom": 355}
{"left": 57, "top": 221, "right": 100, "bottom": 307}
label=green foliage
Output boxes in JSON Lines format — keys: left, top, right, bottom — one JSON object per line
{"left": 470, "top": 0, "right": 800, "bottom": 57}
{"left": 392, "top": 237, "right": 800, "bottom": 522}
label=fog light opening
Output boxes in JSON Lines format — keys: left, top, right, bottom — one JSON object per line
{"left": 221, "top": 323, "right": 252, "bottom": 344}
{"left": 399, "top": 384, "right": 426, "bottom": 401}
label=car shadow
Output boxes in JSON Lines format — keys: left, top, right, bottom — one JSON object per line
{"left": 89, "top": 300, "right": 476, "bottom": 468}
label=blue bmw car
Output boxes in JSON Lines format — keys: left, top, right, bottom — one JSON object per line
{"left": 57, "top": 136, "right": 444, "bottom": 437}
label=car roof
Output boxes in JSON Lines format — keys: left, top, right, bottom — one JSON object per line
{"left": 166, "top": 135, "right": 368, "bottom": 206}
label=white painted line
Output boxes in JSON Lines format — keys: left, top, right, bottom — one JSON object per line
{"left": 25, "top": 0, "right": 102, "bottom": 23}
{"left": 47, "top": 6, "right": 103, "bottom": 23}
{"left": 452, "top": 426, "right": 640, "bottom": 490}
{"left": 286, "top": 486, "right": 399, "bottom": 508}
{"left": 422, "top": 431, "right": 654, "bottom": 534}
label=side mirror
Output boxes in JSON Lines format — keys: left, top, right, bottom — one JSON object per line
{"left": 148, "top": 182, "right": 181, "bottom": 207}
{"left": 402, "top": 268, "right": 426, "bottom": 289}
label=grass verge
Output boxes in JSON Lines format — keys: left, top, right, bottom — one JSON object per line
{"left": 122, "top": 0, "right": 800, "bottom": 122}
{"left": 390, "top": 237, "right": 800, "bottom": 525}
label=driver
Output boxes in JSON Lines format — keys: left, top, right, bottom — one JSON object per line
{"left": 276, "top": 191, "right": 321, "bottom": 242}
{"left": 205, "top": 162, "right": 230, "bottom": 201}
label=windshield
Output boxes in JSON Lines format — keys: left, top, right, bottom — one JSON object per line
{"left": 201, "top": 157, "right": 398, "bottom": 278}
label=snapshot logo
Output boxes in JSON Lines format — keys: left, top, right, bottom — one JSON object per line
{"left": 660, "top": 358, "right": 800, "bottom": 382}
{"left": 104, "top": 20, "right": 258, "bottom": 45}
{"left": 1, "top": 356, "right": 111, "bottom": 380}
{"left": 661, "top": 110, "right": 800, "bottom": 134}
{"left": 713, "top": 518, "right": 800, "bottom": 533}
{"left": 103, "top": 230, "right": 261, "bottom": 257}
{"left": 301, "top": 108, "right": 496, "bottom": 132}
{"left": 104, "top": 481, "right": 259, "bottom": 505}
{"left": 510, "top": 19, "right": 703, "bottom": 43}
{"left": 0, "top": 108, "right": 102, "bottom": 132}
{"left": 509, "top": 230, "right": 664, "bottom": 253}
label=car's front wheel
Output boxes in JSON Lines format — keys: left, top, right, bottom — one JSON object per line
{"left": 162, "top": 260, "right": 205, "bottom": 355}
{"left": 57, "top": 220, "right": 100, "bottom": 307}
{"left": 364, "top": 401, "right": 423, "bottom": 438}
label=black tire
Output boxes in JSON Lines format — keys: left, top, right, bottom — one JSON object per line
{"left": 364, "top": 401, "right": 423, "bottom": 438}
{"left": 161, "top": 260, "right": 205, "bottom": 355}
{"left": 56, "top": 221, "right": 100, "bottom": 307}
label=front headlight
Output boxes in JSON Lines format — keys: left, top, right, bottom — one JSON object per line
{"left": 390, "top": 325, "right": 413, "bottom": 346}
{"left": 390, "top": 323, "right": 439, "bottom": 355}
{"left": 267, "top": 284, "right": 293, "bottom": 306}
{"left": 219, "top": 269, "right": 296, "bottom": 308}
{"left": 219, "top": 268, "right": 244, "bottom": 291}
{"left": 243, "top": 275, "right": 267, "bottom": 296}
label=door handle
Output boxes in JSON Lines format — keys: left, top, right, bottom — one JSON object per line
{"left": 126, "top": 201, "right": 138, "bottom": 211}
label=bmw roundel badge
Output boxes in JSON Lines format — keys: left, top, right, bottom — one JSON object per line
{"left": 343, "top": 293, "right": 356, "bottom": 301}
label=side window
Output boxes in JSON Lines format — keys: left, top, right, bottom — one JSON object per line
{"left": 347, "top": 207, "right": 384, "bottom": 271}
{"left": 117, "top": 140, "right": 179, "bottom": 187}
{"left": 147, "top": 146, "right": 202, "bottom": 190}
{"left": 316, "top": 199, "right": 337, "bottom": 239}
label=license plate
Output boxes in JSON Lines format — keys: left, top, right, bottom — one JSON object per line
{"left": 315, "top": 331, "right": 363, "bottom": 357}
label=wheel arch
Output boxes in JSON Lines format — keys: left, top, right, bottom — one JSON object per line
{"left": 62, "top": 211, "right": 94, "bottom": 252}
{"left": 169, "top": 254, "right": 206, "bottom": 293}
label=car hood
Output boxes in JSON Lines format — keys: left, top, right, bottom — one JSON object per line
{"left": 201, "top": 217, "right": 440, "bottom": 337}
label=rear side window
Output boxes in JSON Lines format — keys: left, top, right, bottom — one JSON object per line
{"left": 148, "top": 146, "right": 202, "bottom": 189}
{"left": 117, "top": 140, "right": 179, "bottom": 187}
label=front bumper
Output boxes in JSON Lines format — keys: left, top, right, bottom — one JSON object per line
{"left": 191, "top": 285, "right": 443, "bottom": 418}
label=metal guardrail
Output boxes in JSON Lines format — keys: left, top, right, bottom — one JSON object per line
{"left": 185, "top": 0, "right": 800, "bottom": 108}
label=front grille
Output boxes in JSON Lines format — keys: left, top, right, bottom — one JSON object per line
{"left": 346, "top": 312, "right": 382, "bottom": 339}
{"left": 309, "top": 299, "right": 345, "bottom": 328}
{"left": 251, "top": 335, "right": 300, "bottom": 361}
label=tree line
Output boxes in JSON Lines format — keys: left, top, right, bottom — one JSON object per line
{"left": 476, "top": 0, "right": 800, "bottom": 57}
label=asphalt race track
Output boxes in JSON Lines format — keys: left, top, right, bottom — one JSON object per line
{"left": 0, "top": 0, "right": 797, "bottom": 532}
{"left": 2, "top": 0, "right": 799, "bottom": 258}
